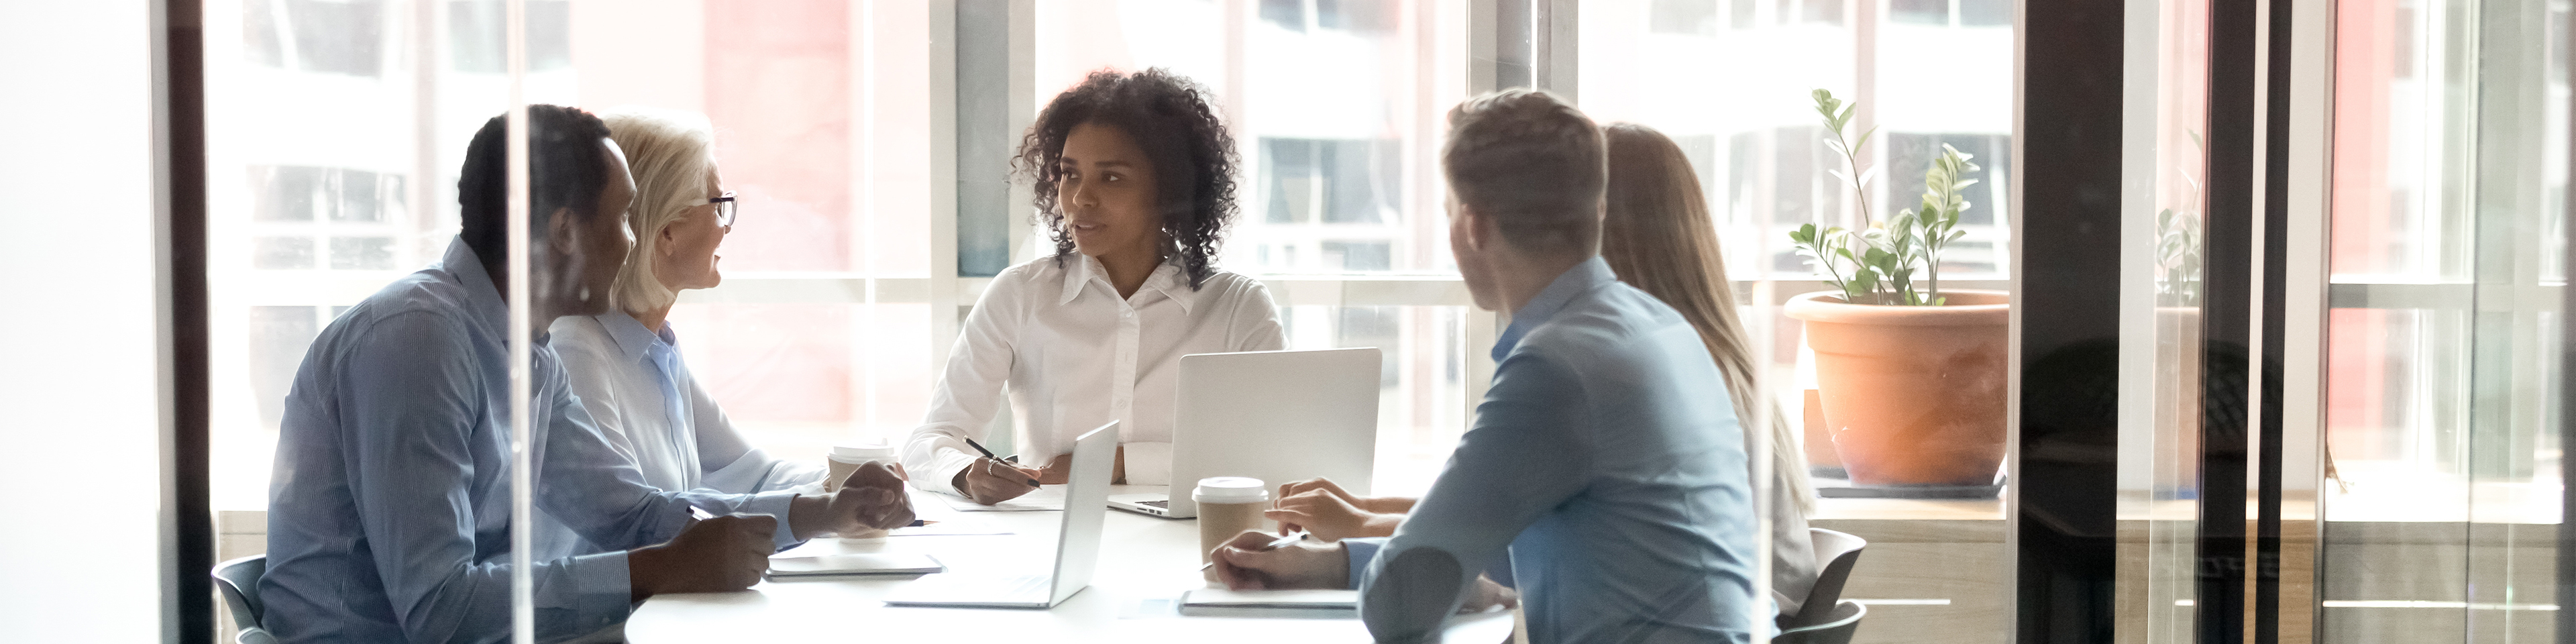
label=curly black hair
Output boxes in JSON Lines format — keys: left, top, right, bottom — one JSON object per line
{"left": 1012, "top": 68, "right": 1239, "bottom": 290}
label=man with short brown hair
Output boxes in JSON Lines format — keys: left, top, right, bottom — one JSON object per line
{"left": 1211, "top": 89, "right": 1765, "bottom": 643}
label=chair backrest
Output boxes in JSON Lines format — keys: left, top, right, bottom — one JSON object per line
{"left": 212, "top": 554, "right": 270, "bottom": 641}
{"left": 1775, "top": 600, "right": 1867, "bottom": 644}
{"left": 1789, "top": 528, "right": 1867, "bottom": 628}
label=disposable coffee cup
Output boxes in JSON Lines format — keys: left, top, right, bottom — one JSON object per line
{"left": 1193, "top": 476, "right": 1270, "bottom": 581}
{"left": 828, "top": 441, "right": 899, "bottom": 539}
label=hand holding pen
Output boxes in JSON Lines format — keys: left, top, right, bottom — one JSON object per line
{"left": 1202, "top": 532, "right": 1307, "bottom": 572}
{"left": 952, "top": 436, "right": 1046, "bottom": 506}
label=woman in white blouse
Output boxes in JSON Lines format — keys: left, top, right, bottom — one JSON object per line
{"left": 533, "top": 107, "right": 826, "bottom": 558}
{"left": 905, "top": 68, "right": 1287, "bottom": 505}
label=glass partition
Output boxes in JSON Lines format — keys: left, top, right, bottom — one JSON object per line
{"left": 2317, "top": 0, "right": 2568, "bottom": 641}
{"left": 2116, "top": 0, "right": 2212, "bottom": 639}
{"left": 209, "top": 0, "right": 549, "bottom": 639}
{"left": 1578, "top": 1, "right": 2018, "bottom": 641}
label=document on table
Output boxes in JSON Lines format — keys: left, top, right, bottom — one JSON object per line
{"left": 934, "top": 484, "right": 1067, "bottom": 512}
{"left": 1179, "top": 588, "right": 1358, "bottom": 617}
{"left": 768, "top": 553, "right": 945, "bottom": 577}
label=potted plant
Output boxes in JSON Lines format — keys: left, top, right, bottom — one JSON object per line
{"left": 1784, "top": 89, "right": 2010, "bottom": 488}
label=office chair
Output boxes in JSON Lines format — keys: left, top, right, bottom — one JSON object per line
{"left": 1787, "top": 527, "right": 1868, "bottom": 628}
{"left": 212, "top": 554, "right": 278, "bottom": 644}
{"left": 1776, "top": 600, "right": 1867, "bottom": 644}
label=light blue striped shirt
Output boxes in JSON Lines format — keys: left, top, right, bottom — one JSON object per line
{"left": 261, "top": 237, "right": 804, "bottom": 644}
{"left": 1342, "top": 258, "right": 1764, "bottom": 643}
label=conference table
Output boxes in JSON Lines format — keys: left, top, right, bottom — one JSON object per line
{"left": 627, "top": 485, "right": 1515, "bottom": 643}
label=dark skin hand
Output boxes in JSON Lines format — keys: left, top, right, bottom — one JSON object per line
{"left": 790, "top": 461, "right": 918, "bottom": 539}
{"left": 952, "top": 457, "right": 1047, "bottom": 505}
{"left": 626, "top": 513, "right": 775, "bottom": 601}
{"left": 625, "top": 463, "right": 918, "bottom": 600}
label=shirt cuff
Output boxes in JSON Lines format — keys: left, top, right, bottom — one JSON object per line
{"left": 912, "top": 446, "right": 981, "bottom": 497}
{"left": 737, "top": 490, "right": 804, "bottom": 551}
{"left": 1341, "top": 537, "right": 1387, "bottom": 591}
{"left": 565, "top": 551, "right": 635, "bottom": 634}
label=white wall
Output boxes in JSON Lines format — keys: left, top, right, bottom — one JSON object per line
{"left": 0, "top": 1, "right": 174, "bottom": 641}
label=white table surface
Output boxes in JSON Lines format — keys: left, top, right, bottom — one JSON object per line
{"left": 627, "top": 486, "right": 1514, "bottom": 643}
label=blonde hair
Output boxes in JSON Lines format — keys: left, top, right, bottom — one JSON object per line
{"left": 1600, "top": 122, "right": 1816, "bottom": 513}
{"left": 600, "top": 107, "right": 716, "bottom": 317}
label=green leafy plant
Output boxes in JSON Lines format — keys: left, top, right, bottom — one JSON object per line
{"left": 2156, "top": 131, "right": 2206, "bottom": 307}
{"left": 1789, "top": 89, "right": 1980, "bottom": 306}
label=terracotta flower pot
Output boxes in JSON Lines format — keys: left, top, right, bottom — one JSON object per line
{"left": 1785, "top": 289, "right": 2010, "bottom": 486}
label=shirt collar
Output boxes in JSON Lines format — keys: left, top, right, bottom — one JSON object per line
{"left": 1057, "top": 254, "right": 1200, "bottom": 313}
{"left": 437, "top": 236, "right": 510, "bottom": 335}
{"left": 590, "top": 308, "right": 672, "bottom": 364}
{"left": 1491, "top": 256, "right": 1616, "bottom": 362}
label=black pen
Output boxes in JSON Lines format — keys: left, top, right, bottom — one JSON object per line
{"left": 962, "top": 437, "right": 1042, "bottom": 488}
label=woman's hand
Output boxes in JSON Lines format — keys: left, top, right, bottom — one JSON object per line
{"left": 1277, "top": 477, "right": 1417, "bottom": 516}
{"left": 1267, "top": 488, "right": 1401, "bottom": 541}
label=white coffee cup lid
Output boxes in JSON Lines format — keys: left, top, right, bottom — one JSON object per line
{"left": 830, "top": 441, "right": 896, "bottom": 462}
{"left": 1191, "top": 476, "right": 1269, "bottom": 503}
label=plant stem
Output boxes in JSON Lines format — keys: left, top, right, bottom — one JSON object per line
{"left": 1833, "top": 129, "right": 1874, "bottom": 231}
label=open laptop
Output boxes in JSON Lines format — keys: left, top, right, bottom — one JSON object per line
{"left": 880, "top": 421, "right": 1115, "bottom": 609}
{"left": 1108, "top": 347, "right": 1381, "bottom": 519}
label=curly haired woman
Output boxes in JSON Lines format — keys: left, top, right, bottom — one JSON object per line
{"left": 902, "top": 68, "right": 1286, "bottom": 505}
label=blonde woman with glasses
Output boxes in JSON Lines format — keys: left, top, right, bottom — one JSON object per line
{"left": 531, "top": 107, "right": 835, "bottom": 559}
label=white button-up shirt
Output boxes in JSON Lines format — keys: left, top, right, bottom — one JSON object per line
{"left": 904, "top": 254, "right": 1286, "bottom": 494}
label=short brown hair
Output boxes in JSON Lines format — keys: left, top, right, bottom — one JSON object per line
{"left": 1441, "top": 89, "right": 1604, "bottom": 254}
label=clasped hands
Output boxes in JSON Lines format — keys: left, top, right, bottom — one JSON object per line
{"left": 627, "top": 461, "right": 916, "bottom": 600}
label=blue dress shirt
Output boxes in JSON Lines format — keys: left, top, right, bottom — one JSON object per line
{"left": 531, "top": 310, "right": 825, "bottom": 561}
{"left": 260, "top": 238, "right": 804, "bottom": 644}
{"left": 1341, "top": 258, "right": 1764, "bottom": 643}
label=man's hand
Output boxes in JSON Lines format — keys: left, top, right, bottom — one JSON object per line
{"left": 792, "top": 461, "right": 917, "bottom": 538}
{"left": 1268, "top": 488, "right": 1401, "bottom": 541}
{"left": 951, "top": 457, "right": 1044, "bottom": 505}
{"left": 627, "top": 513, "right": 775, "bottom": 601}
{"left": 1210, "top": 530, "right": 1350, "bottom": 591}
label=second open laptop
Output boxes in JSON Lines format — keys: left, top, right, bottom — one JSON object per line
{"left": 1107, "top": 347, "right": 1381, "bottom": 519}
{"left": 879, "top": 421, "right": 1116, "bottom": 609}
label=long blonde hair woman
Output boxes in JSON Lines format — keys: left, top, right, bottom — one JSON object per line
{"left": 1600, "top": 121, "right": 1821, "bottom": 615}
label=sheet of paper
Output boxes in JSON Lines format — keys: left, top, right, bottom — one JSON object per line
{"left": 767, "top": 553, "right": 944, "bottom": 576}
{"left": 1181, "top": 588, "right": 1359, "bottom": 608}
{"left": 934, "top": 484, "right": 1067, "bottom": 512}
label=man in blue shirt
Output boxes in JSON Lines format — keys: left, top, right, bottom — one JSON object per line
{"left": 262, "top": 105, "right": 916, "bottom": 643}
{"left": 1211, "top": 90, "right": 1763, "bottom": 643}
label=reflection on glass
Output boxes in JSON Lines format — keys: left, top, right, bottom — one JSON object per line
{"left": 2320, "top": 0, "right": 2568, "bottom": 640}
{"left": 1582, "top": 2, "right": 2017, "bottom": 642}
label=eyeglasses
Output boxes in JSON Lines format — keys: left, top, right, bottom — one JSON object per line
{"left": 696, "top": 191, "right": 739, "bottom": 229}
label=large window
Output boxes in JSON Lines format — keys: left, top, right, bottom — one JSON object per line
{"left": 1577, "top": 1, "right": 2018, "bottom": 639}
{"left": 2318, "top": 0, "right": 2569, "bottom": 639}
{"left": 1034, "top": 0, "right": 1477, "bottom": 493}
